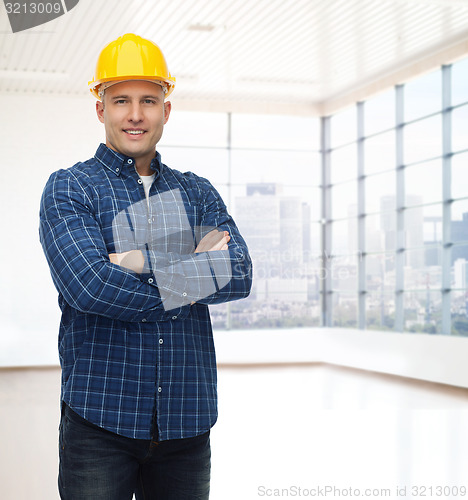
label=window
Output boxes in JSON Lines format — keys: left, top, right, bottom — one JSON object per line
{"left": 364, "top": 89, "right": 395, "bottom": 136}
{"left": 403, "top": 115, "right": 442, "bottom": 164}
{"left": 330, "top": 106, "right": 357, "bottom": 147}
{"left": 202, "top": 114, "right": 321, "bottom": 329}
{"left": 452, "top": 105, "right": 468, "bottom": 153}
{"left": 364, "top": 131, "right": 395, "bottom": 175}
{"left": 154, "top": 57, "right": 468, "bottom": 335}
{"left": 323, "top": 58, "right": 468, "bottom": 335}
{"left": 404, "top": 69, "right": 442, "bottom": 122}
{"left": 452, "top": 57, "right": 468, "bottom": 107}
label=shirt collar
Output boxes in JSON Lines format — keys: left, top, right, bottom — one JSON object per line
{"left": 94, "top": 143, "right": 163, "bottom": 178}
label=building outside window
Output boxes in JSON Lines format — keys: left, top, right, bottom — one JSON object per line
{"left": 150, "top": 57, "right": 468, "bottom": 336}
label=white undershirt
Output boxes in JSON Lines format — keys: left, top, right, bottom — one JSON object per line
{"left": 139, "top": 174, "right": 155, "bottom": 205}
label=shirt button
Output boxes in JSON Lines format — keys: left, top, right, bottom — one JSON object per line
{"left": 158, "top": 387, "right": 162, "bottom": 393}
{"left": 172, "top": 316, "right": 177, "bottom": 320}
{"left": 127, "top": 159, "right": 133, "bottom": 164}
{"left": 115, "top": 168, "right": 120, "bottom": 173}
{"left": 159, "top": 338, "right": 164, "bottom": 345}
{"left": 142, "top": 318, "right": 147, "bottom": 323}
{"left": 148, "top": 278, "right": 154, "bottom": 284}
{"left": 138, "top": 179, "right": 143, "bottom": 184}
{"left": 148, "top": 218, "right": 152, "bottom": 223}
{"left": 182, "top": 292, "right": 187, "bottom": 297}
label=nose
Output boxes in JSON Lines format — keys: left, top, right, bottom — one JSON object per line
{"left": 128, "top": 102, "right": 144, "bottom": 123}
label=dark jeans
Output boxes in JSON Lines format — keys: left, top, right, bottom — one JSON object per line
{"left": 58, "top": 404, "right": 211, "bottom": 500}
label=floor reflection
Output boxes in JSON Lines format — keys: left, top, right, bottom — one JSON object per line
{"left": 211, "top": 364, "right": 468, "bottom": 499}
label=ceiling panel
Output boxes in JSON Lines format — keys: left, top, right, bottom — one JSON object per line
{"left": 1, "top": 0, "right": 468, "bottom": 115}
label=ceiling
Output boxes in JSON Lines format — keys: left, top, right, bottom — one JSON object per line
{"left": 1, "top": 0, "right": 468, "bottom": 115}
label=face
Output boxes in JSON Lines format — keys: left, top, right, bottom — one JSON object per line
{"left": 96, "top": 80, "right": 171, "bottom": 170}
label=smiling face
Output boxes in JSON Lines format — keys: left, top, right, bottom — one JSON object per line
{"left": 96, "top": 80, "right": 171, "bottom": 175}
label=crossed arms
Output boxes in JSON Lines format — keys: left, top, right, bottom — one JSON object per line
{"left": 39, "top": 169, "right": 252, "bottom": 322}
{"left": 109, "top": 229, "right": 231, "bottom": 272}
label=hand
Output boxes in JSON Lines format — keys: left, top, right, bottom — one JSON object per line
{"left": 195, "top": 230, "right": 230, "bottom": 253}
{"left": 109, "top": 250, "right": 144, "bottom": 274}
{"left": 191, "top": 229, "right": 230, "bottom": 306}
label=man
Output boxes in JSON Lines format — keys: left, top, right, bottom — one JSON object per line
{"left": 39, "top": 33, "right": 252, "bottom": 500}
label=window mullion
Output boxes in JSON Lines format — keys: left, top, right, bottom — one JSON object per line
{"left": 357, "top": 102, "right": 366, "bottom": 329}
{"left": 321, "top": 116, "right": 332, "bottom": 327}
{"left": 395, "top": 85, "right": 405, "bottom": 332}
{"left": 442, "top": 65, "right": 452, "bottom": 335}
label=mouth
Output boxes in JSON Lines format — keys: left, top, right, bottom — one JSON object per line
{"left": 123, "top": 129, "right": 146, "bottom": 137}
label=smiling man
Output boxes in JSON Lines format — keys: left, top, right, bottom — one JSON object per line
{"left": 39, "top": 34, "right": 252, "bottom": 500}
{"left": 96, "top": 80, "right": 170, "bottom": 175}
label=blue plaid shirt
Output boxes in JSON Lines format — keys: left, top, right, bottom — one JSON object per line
{"left": 39, "top": 143, "right": 252, "bottom": 440}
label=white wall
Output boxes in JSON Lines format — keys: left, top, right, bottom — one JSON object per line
{"left": 0, "top": 92, "right": 204, "bottom": 366}
{"left": 1, "top": 93, "right": 106, "bottom": 365}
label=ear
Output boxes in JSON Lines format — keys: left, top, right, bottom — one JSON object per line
{"left": 163, "top": 101, "right": 172, "bottom": 124}
{"left": 96, "top": 100, "right": 105, "bottom": 124}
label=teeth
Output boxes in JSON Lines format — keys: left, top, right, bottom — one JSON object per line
{"left": 126, "top": 130, "right": 144, "bottom": 135}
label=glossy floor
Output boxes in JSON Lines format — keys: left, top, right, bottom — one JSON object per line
{"left": 211, "top": 364, "right": 468, "bottom": 500}
{"left": 1, "top": 364, "right": 468, "bottom": 499}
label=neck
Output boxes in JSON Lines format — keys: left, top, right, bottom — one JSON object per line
{"left": 135, "top": 160, "right": 153, "bottom": 176}
{"left": 132, "top": 149, "right": 157, "bottom": 176}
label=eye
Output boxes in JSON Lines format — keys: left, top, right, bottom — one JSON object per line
{"left": 143, "top": 99, "right": 157, "bottom": 105}
{"left": 114, "top": 99, "right": 127, "bottom": 104}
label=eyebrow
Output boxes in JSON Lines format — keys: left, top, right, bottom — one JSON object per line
{"left": 111, "top": 95, "right": 161, "bottom": 100}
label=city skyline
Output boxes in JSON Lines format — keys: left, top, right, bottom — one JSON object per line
{"left": 218, "top": 182, "right": 468, "bottom": 334}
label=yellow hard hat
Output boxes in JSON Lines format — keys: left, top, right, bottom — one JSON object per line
{"left": 88, "top": 33, "right": 176, "bottom": 100}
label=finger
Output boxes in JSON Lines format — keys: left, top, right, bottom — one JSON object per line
{"left": 209, "top": 232, "right": 227, "bottom": 247}
{"left": 202, "top": 230, "right": 221, "bottom": 245}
